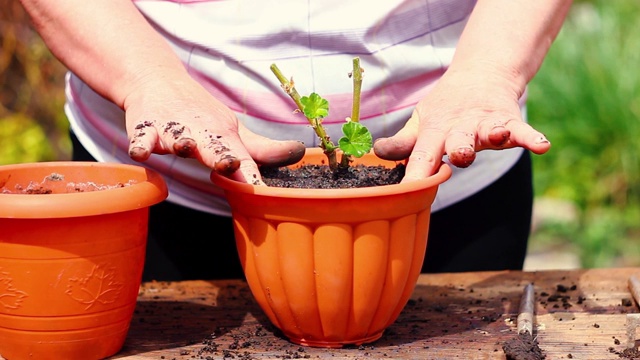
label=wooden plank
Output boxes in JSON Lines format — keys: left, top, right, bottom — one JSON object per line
{"left": 103, "top": 268, "right": 640, "bottom": 359}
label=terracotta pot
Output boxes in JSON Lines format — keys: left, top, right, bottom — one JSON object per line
{"left": 211, "top": 148, "right": 451, "bottom": 348}
{"left": 0, "top": 161, "right": 167, "bottom": 360}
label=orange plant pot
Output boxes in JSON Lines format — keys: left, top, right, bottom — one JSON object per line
{"left": 211, "top": 148, "right": 451, "bottom": 348}
{"left": 0, "top": 161, "right": 167, "bottom": 360}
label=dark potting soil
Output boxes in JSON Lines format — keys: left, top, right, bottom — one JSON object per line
{"left": 260, "top": 163, "right": 406, "bottom": 189}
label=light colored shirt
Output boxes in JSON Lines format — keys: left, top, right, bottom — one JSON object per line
{"left": 65, "top": 0, "right": 524, "bottom": 216}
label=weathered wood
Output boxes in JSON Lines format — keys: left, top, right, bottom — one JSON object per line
{"left": 629, "top": 275, "right": 640, "bottom": 306}
{"left": 626, "top": 275, "right": 640, "bottom": 349}
{"left": 101, "top": 268, "right": 640, "bottom": 359}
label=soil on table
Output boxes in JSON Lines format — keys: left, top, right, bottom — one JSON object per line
{"left": 615, "top": 348, "right": 640, "bottom": 359}
{"left": 502, "top": 283, "right": 578, "bottom": 360}
{"left": 502, "top": 332, "right": 545, "bottom": 360}
{"left": 260, "top": 163, "right": 406, "bottom": 189}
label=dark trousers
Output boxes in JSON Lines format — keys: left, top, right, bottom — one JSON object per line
{"left": 71, "top": 133, "right": 533, "bottom": 281}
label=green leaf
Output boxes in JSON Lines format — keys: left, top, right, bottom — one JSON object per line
{"left": 300, "top": 93, "right": 329, "bottom": 119}
{"left": 338, "top": 121, "right": 372, "bottom": 158}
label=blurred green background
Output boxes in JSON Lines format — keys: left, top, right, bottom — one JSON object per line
{"left": 1, "top": 1, "right": 69, "bottom": 164}
{"left": 1, "top": 1, "right": 638, "bottom": 269}
{"left": 526, "top": 0, "right": 640, "bottom": 268}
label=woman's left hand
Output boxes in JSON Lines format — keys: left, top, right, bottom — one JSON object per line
{"left": 373, "top": 69, "right": 551, "bottom": 182}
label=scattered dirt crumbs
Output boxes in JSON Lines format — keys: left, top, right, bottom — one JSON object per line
{"left": 196, "top": 325, "right": 312, "bottom": 360}
{"left": 502, "top": 332, "right": 545, "bottom": 360}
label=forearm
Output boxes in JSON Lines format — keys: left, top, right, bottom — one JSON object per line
{"left": 447, "top": 0, "right": 572, "bottom": 94}
{"left": 19, "top": 0, "right": 188, "bottom": 108}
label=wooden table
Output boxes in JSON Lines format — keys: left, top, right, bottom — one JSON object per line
{"left": 110, "top": 268, "right": 640, "bottom": 360}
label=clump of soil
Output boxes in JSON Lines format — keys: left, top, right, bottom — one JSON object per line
{"left": 614, "top": 347, "right": 640, "bottom": 359}
{"left": 1, "top": 172, "right": 137, "bottom": 194}
{"left": 539, "top": 283, "right": 580, "bottom": 310}
{"left": 502, "top": 332, "right": 545, "bottom": 360}
{"left": 260, "top": 163, "right": 405, "bottom": 189}
{"left": 63, "top": 180, "right": 136, "bottom": 192}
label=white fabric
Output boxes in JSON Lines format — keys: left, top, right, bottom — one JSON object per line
{"left": 65, "top": 0, "right": 524, "bottom": 216}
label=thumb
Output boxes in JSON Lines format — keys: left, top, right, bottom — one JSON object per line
{"left": 373, "top": 114, "right": 418, "bottom": 161}
{"left": 239, "top": 125, "right": 306, "bottom": 168}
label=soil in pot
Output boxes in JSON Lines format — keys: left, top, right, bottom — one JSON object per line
{"left": 260, "top": 163, "right": 405, "bottom": 189}
{"left": 0, "top": 161, "right": 168, "bottom": 360}
{"left": 0, "top": 172, "right": 137, "bottom": 194}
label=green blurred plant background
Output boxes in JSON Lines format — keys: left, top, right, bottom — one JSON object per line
{"left": 1, "top": 0, "right": 638, "bottom": 269}
{"left": 527, "top": 0, "right": 640, "bottom": 268}
{"left": 1, "top": 1, "right": 69, "bottom": 164}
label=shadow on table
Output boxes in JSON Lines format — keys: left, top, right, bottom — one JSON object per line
{"left": 112, "top": 268, "right": 637, "bottom": 357}
{"left": 377, "top": 268, "right": 635, "bottom": 347}
{"left": 373, "top": 269, "right": 637, "bottom": 347}
{"left": 111, "top": 280, "right": 277, "bottom": 358}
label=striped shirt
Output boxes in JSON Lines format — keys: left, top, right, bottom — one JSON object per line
{"left": 65, "top": 0, "right": 524, "bottom": 216}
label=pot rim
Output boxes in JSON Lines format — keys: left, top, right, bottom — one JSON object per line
{"left": 211, "top": 149, "right": 452, "bottom": 199}
{"left": 0, "top": 161, "right": 168, "bottom": 218}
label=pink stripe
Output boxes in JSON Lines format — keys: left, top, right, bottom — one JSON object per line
{"left": 189, "top": 67, "right": 445, "bottom": 125}
{"left": 69, "top": 81, "right": 130, "bottom": 151}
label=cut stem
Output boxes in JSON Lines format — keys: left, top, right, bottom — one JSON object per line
{"left": 350, "top": 57, "right": 363, "bottom": 123}
{"left": 339, "top": 57, "right": 364, "bottom": 167}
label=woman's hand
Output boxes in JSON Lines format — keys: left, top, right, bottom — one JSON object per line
{"left": 123, "top": 73, "right": 305, "bottom": 184}
{"left": 19, "top": 0, "right": 304, "bottom": 184}
{"left": 373, "top": 69, "right": 551, "bottom": 181}
{"left": 374, "top": 0, "right": 571, "bottom": 182}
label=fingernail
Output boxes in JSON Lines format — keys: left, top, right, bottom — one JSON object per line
{"left": 174, "top": 138, "right": 196, "bottom": 158}
{"left": 489, "top": 131, "right": 509, "bottom": 147}
{"left": 214, "top": 155, "right": 240, "bottom": 176}
{"left": 535, "top": 136, "right": 550, "bottom": 144}
{"left": 449, "top": 146, "right": 475, "bottom": 168}
{"left": 129, "top": 146, "right": 148, "bottom": 160}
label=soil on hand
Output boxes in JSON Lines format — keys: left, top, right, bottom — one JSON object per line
{"left": 502, "top": 332, "right": 545, "bottom": 360}
{"left": 260, "top": 163, "right": 405, "bottom": 189}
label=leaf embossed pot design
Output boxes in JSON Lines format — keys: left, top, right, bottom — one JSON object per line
{"left": 211, "top": 148, "right": 451, "bottom": 348}
{"left": 0, "top": 161, "right": 167, "bottom": 360}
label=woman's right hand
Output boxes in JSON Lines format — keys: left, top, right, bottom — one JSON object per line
{"left": 123, "top": 71, "right": 305, "bottom": 184}
{"left": 19, "top": 0, "right": 304, "bottom": 184}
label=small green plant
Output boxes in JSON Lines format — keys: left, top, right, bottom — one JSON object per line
{"left": 270, "top": 57, "right": 372, "bottom": 170}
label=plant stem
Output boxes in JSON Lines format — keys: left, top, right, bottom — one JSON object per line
{"left": 270, "top": 64, "right": 305, "bottom": 115}
{"left": 270, "top": 64, "right": 338, "bottom": 167}
{"left": 351, "top": 57, "right": 363, "bottom": 123}
{"left": 339, "top": 57, "right": 364, "bottom": 167}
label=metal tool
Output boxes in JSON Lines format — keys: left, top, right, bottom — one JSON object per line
{"left": 502, "top": 283, "right": 544, "bottom": 360}
{"left": 626, "top": 274, "right": 640, "bottom": 349}
{"left": 517, "top": 283, "right": 535, "bottom": 335}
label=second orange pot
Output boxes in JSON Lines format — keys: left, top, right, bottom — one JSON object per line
{"left": 0, "top": 161, "right": 167, "bottom": 360}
